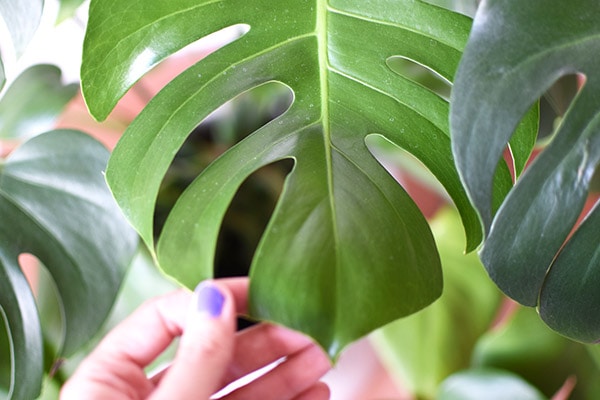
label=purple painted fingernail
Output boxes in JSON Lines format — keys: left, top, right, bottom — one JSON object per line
{"left": 195, "top": 282, "right": 225, "bottom": 318}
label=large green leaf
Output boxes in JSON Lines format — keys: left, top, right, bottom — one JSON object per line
{"left": 450, "top": 0, "right": 600, "bottom": 340}
{"left": 0, "top": 65, "right": 78, "bottom": 139}
{"left": 371, "top": 207, "right": 502, "bottom": 399}
{"left": 0, "top": 130, "right": 138, "bottom": 399}
{"left": 82, "top": 0, "right": 489, "bottom": 357}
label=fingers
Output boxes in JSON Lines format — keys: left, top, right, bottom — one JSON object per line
{"left": 222, "top": 343, "right": 331, "bottom": 400}
{"left": 293, "top": 382, "right": 331, "bottom": 400}
{"left": 149, "top": 280, "right": 238, "bottom": 399}
{"left": 222, "top": 323, "right": 317, "bottom": 385}
{"left": 61, "top": 289, "right": 191, "bottom": 399}
{"left": 61, "top": 278, "right": 248, "bottom": 399}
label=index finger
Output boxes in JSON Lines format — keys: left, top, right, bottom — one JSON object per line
{"left": 73, "top": 277, "right": 249, "bottom": 372}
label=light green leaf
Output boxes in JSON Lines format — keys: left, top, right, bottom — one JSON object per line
{"left": 450, "top": 0, "right": 600, "bottom": 340}
{"left": 473, "top": 307, "right": 600, "bottom": 398}
{"left": 0, "top": 0, "right": 43, "bottom": 57}
{"left": 0, "top": 65, "right": 78, "bottom": 139}
{"left": 83, "top": 0, "right": 485, "bottom": 357}
{"left": 371, "top": 207, "right": 502, "bottom": 398}
{"left": 0, "top": 59, "right": 4, "bottom": 92}
{"left": 0, "top": 130, "right": 138, "bottom": 399}
{"left": 437, "top": 368, "right": 547, "bottom": 400}
{"left": 56, "top": 0, "right": 86, "bottom": 24}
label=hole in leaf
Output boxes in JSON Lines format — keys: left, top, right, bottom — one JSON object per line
{"left": 386, "top": 56, "right": 452, "bottom": 100}
{"left": 538, "top": 73, "right": 581, "bottom": 142}
{"left": 590, "top": 165, "right": 600, "bottom": 194}
{"left": 214, "top": 158, "right": 294, "bottom": 278}
{"left": 366, "top": 134, "right": 448, "bottom": 219}
{"left": 154, "top": 82, "right": 293, "bottom": 270}
{"left": 127, "top": 24, "right": 251, "bottom": 105}
{"left": 15, "top": 254, "right": 67, "bottom": 381}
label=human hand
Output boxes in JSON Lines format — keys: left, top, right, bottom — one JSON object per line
{"left": 60, "top": 278, "right": 331, "bottom": 399}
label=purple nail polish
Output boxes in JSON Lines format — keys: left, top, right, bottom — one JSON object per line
{"left": 195, "top": 282, "right": 225, "bottom": 317}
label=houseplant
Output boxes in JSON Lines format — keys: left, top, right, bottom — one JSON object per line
{"left": 0, "top": 1, "right": 138, "bottom": 399}
{"left": 1, "top": 0, "right": 598, "bottom": 398}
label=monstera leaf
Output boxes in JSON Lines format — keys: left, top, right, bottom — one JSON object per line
{"left": 0, "top": 65, "right": 78, "bottom": 140}
{"left": 451, "top": 0, "right": 600, "bottom": 342}
{"left": 0, "top": 130, "right": 138, "bottom": 399}
{"left": 0, "top": 0, "right": 43, "bottom": 90}
{"left": 81, "top": 0, "right": 510, "bottom": 357}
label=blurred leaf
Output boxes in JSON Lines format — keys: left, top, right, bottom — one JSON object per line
{"left": 0, "top": 60, "right": 4, "bottom": 92}
{"left": 45, "top": 247, "right": 179, "bottom": 383}
{"left": 450, "top": 0, "right": 600, "bottom": 342}
{"left": 371, "top": 208, "right": 502, "bottom": 398}
{"left": 0, "top": 0, "right": 43, "bottom": 57}
{"left": 56, "top": 0, "right": 86, "bottom": 24}
{"left": 0, "top": 65, "right": 78, "bottom": 139}
{"left": 0, "top": 130, "right": 138, "bottom": 399}
{"left": 82, "top": 0, "right": 489, "bottom": 357}
{"left": 437, "top": 368, "right": 547, "bottom": 400}
{"left": 473, "top": 307, "right": 600, "bottom": 399}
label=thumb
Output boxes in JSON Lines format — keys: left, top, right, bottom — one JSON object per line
{"left": 150, "top": 281, "right": 236, "bottom": 399}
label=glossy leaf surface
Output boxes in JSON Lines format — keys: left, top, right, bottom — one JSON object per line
{"left": 0, "top": 65, "right": 78, "bottom": 139}
{"left": 82, "top": 0, "right": 490, "bottom": 356}
{"left": 451, "top": 0, "right": 600, "bottom": 341}
{"left": 0, "top": 130, "right": 137, "bottom": 399}
{"left": 371, "top": 208, "right": 501, "bottom": 398}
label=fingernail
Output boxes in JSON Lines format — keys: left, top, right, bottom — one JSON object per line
{"left": 195, "top": 282, "right": 225, "bottom": 318}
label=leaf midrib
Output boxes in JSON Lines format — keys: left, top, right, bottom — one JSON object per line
{"left": 317, "top": 0, "right": 341, "bottom": 346}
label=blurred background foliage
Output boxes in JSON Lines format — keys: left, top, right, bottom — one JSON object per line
{"left": 1, "top": 0, "right": 599, "bottom": 398}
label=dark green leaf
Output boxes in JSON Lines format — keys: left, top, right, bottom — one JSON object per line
{"left": 83, "top": 0, "right": 481, "bottom": 357}
{"left": 437, "top": 368, "right": 547, "bottom": 400}
{"left": 0, "top": 130, "right": 138, "bottom": 399}
{"left": 0, "top": 65, "right": 78, "bottom": 139}
{"left": 371, "top": 208, "right": 501, "bottom": 398}
{"left": 539, "top": 203, "right": 600, "bottom": 342}
{"left": 451, "top": 0, "right": 600, "bottom": 331}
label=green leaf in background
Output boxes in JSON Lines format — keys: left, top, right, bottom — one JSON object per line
{"left": 0, "top": 65, "right": 78, "bottom": 139}
{"left": 371, "top": 207, "right": 502, "bottom": 399}
{"left": 0, "top": 0, "right": 43, "bottom": 91}
{"left": 0, "top": 59, "right": 5, "bottom": 92}
{"left": 82, "top": 0, "right": 485, "bottom": 358}
{"left": 437, "top": 368, "right": 547, "bottom": 400}
{"left": 0, "top": 0, "right": 43, "bottom": 58}
{"left": 450, "top": 0, "right": 600, "bottom": 340}
{"left": 56, "top": 0, "right": 86, "bottom": 24}
{"left": 473, "top": 307, "right": 600, "bottom": 399}
{"left": 0, "top": 130, "right": 138, "bottom": 399}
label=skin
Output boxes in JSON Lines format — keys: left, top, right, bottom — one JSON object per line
{"left": 61, "top": 278, "right": 331, "bottom": 400}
